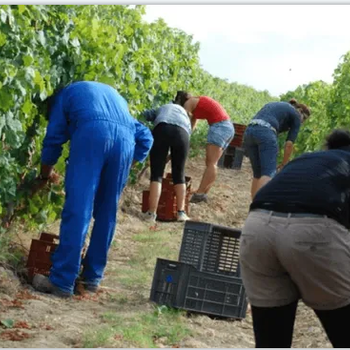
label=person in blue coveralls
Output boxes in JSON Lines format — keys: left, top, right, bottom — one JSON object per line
{"left": 32, "top": 81, "right": 153, "bottom": 298}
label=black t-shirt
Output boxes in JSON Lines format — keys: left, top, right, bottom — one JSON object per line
{"left": 250, "top": 146, "right": 350, "bottom": 228}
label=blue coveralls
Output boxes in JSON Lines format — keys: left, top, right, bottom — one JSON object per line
{"left": 41, "top": 81, "right": 153, "bottom": 294}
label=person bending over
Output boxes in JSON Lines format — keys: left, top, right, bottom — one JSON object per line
{"left": 240, "top": 129, "right": 350, "bottom": 348}
{"left": 243, "top": 99, "right": 310, "bottom": 199}
{"left": 32, "top": 81, "right": 153, "bottom": 298}
{"left": 174, "top": 91, "right": 234, "bottom": 204}
{"left": 142, "top": 103, "right": 191, "bottom": 222}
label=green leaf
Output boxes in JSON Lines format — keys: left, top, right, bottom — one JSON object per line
{"left": 1, "top": 319, "right": 14, "bottom": 328}
{"left": 160, "top": 81, "right": 168, "bottom": 92}
{"left": 0, "top": 89, "right": 13, "bottom": 112}
{"left": 22, "top": 100, "right": 34, "bottom": 115}
{"left": 6, "top": 117, "right": 22, "bottom": 132}
{"left": 0, "top": 32, "right": 6, "bottom": 47}
{"left": 70, "top": 37, "right": 80, "bottom": 48}
{"left": 124, "top": 26, "right": 134, "bottom": 36}
{"left": 99, "top": 76, "right": 115, "bottom": 87}
{"left": 18, "top": 5, "right": 26, "bottom": 14}
{"left": 23, "top": 54, "right": 33, "bottom": 67}
{"left": 0, "top": 9, "right": 7, "bottom": 23}
{"left": 16, "top": 81, "right": 27, "bottom": 97}
{"left": 37, "top": 31, "right": 46, "bottom": 46}
{"left": 29, "top": 199, "right": 39, "bottom": 215}
{"left": 25, "top": 67, "right": 35, "bottom": 80}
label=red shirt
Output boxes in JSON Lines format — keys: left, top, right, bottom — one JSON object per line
{"left": 192, "top": 96, "right": 230, "bottom": 125}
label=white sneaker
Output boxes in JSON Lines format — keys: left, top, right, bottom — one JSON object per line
{"left": 142, "top": 211, "right": 157, "bottom": 223}
{"left": 177, "top": 211, "right": 190, "bottom": 222}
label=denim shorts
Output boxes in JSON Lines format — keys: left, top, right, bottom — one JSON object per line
{"left": 243, "top": 125, "right": 278, "bottom": 178}
{"left": 207, "top": 120, "right": 235, "bottom": 149}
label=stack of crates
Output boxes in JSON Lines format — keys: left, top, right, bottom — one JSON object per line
{"left": 150, "top": 221, "right": 248, "bottom": 320}
{"left": 218, "top": 123, "right": 247, "bottom": 170}
{"left": 142, "top": 173, "right": 191, "bottom": 221}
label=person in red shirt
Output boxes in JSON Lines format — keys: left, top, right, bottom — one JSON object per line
{"left": 174, "top": 91, "right": 235, "bottom": 203}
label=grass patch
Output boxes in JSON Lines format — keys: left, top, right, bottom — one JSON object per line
{"left": 82, "top": 306, "right": 191, "bottom": 348}
{"left": 82, "top": 325, "right": 115, "bottom": 348}
{"left": 81, "top": 226, "right": 192, "bottom": 348}
{"left": 0, "top": 229, "right": 27, "bottom": 270}
{"left": 112, "top": 229, "right": 180, "bottom": 290}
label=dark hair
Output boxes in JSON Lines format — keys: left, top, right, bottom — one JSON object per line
{"left": 174, "top": 91, "right": 192, "bottom": 107}
{"left": 325, "top": 129, "right": 350, "bottom": 150}
{"left": 44, "top": 88, "right": 64, "bottom": 119}
{"left": 289, "top": 98, "right": 311, "bottom": 118}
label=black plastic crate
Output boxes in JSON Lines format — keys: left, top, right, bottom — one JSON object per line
{"left": 179, "top": 221, "right": 242, "bottom": 277}
{"left": 218, "top": 146, "right": 245, "bottom": 170}
{"left": 178, "top": 221, "right": 212, "bottom": 272}
{"left": 149, "top": 258, "right": 248, "bottom": 319}
{"left": 149, "top": 258, "right": 194, "bottom": 308}
{"left": 183, "top": 269, "right": 248, "bottom": 319}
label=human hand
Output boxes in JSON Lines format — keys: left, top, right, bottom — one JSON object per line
{"left": 277, "top": 163, "right": 285, "bottom": 172}
{"left": 30, "top": 171, "right": 61, "bottom": 196}
{"left": 30, "top": 177, "right": 49, "bottom": 196}
{"left": 50, "top": 171, "right": 61, "bottom": 185}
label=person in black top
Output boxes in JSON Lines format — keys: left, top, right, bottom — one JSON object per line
{"left": 239, "top": 129, "right": 350, "bottom": 348}
{"left": 243, "top": 99, "right": 310, "bottom": 199}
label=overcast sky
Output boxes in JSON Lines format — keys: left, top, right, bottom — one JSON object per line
{"left": 142, "top": 5, "right": 350, "bottom": 97}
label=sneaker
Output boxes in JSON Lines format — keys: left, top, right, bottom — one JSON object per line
{"left": 177, "top": 211, "right": 190, "bottom": 222}
{"left": 190, "top": 193, "right": 208, "bottom": 204}
{"left": 142, "top": 211, "right": 157, "bottom": 223}
{"left": 32, "top": 274, "right": 72, "bottom": 298}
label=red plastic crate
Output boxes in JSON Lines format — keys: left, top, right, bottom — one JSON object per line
{"left": 26, "top": 233, "right": 59, "bottom": 282}
{"left": 230, "top": 123, "right": 247, "bottom": 148}
{"left": 233, "top": 123, "right": 247, "bottom": 135}
{"left": 26, "top": 232, "right": 87, "bottom": 282}
{"left": 142, "top": 173, "right": 191, "bottom": 221}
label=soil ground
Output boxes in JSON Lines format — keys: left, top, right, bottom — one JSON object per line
{"left": 0, "top": 157, "right": 331, "bottom": 348}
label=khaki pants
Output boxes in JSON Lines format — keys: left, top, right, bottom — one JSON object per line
{"left": 239, "top": 210, "right": 350, "bottom": 310}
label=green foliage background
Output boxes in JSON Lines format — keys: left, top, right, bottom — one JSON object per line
{"left": 0, "top": 4, "right": 349, "bottom": 233}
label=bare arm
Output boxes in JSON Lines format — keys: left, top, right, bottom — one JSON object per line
{"left": 191, "top": 116, "right": 199, "bottom": 131}
{"left": 280, "top": 141, "right": 294, "bottom": 168}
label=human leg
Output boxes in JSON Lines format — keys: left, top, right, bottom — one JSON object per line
{"left": 48, "top": 134, "right": 105, "bottom": 294}
{"left": 191, "top": 121, "right": 234, "bottom": 202}
{"left": 239, "top": 211, "right": 301, "bottom": 346}
{"left": 314, "top": 304, "right": 350, "bottom": 348}
{"left": 148, "top": 124, "right": 170, "bottom": 214}
{"left": 169, "top": 126, "right": 190, "bottom": 214}
{"left": 254, "top": 129, "right": 278, "bottom": 195}
{"left": 252, "top": 301, "right": 298, "bottom": 348}
{"left": 243, "top": 131, "right": 261, "bottom": 199}
{"left": 81, "top": 133, "right": 134, "bottom": 286}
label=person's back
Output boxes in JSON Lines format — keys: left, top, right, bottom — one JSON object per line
{"left": 251, "top": 148, "right": 350, "bottom": 228}
{"left": 244, "top": 99, "right": 310, "bottom": 199}
{"left": 249, "top": 129, "right": 350, "bottom": 223}
{"left": 192, "top": 96, "right": 230, "bottom": 125}
{"left": 253, "top": 101, "right": 301, "bottom": 135}
{"left": 43, "top": 81, "right": 143, "bottom": 165}
{"left": 144, "top": 103, "right": 191, "bottom": 135}
{"left": 63, "top": 81, "right": 134, "bottom": 129}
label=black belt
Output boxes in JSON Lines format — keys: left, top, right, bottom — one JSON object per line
{"left": 252, "top": 208, "right": 326, "bottom": 219}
